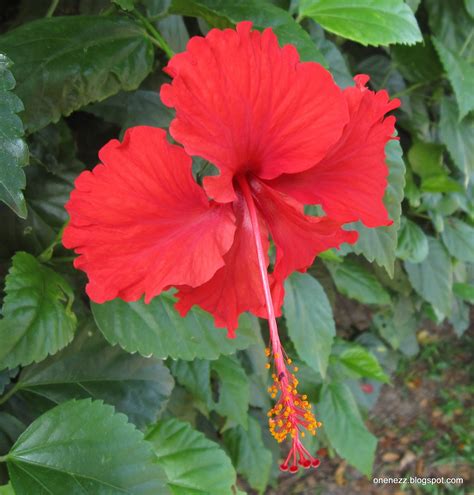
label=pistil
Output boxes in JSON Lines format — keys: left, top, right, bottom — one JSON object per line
{"left": 237, "top": 176, "right": 322, "bottom": 473}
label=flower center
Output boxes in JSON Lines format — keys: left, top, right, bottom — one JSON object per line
{"left": 236, "top": 175, "right": 322, "bottom": 473}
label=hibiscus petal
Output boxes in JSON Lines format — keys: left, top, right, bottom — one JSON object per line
{"left": 63, "top": 126, "right": 236, "bottom": 304}
{"left": 175, "top": 192, "right": 269, "bottom": 338}
{"left": 267, "top": 75, "right": 400, "bottom": 227}
{"left": 249, "top": 178, "right": 358, "bottom": 308}
{"left": 160, "top": 21, "right": 348, "bottom": 203}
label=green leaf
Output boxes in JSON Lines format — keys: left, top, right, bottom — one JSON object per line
{"left": 299, "top": 0, "right": 422, "bottom": 47}
{"left": 169, "top": 0, "right": 327, "bottom": 65}
{"left": 318, "top": 383, "right": 376, "bottom": 475}
{"left": 223, "top": 417, "right": 272, "bottom": 494}
{"left": 0, "top": 16, "right": 153, "bottom": 133}
{"left": 284, "top": 273, "right": 335, "bottom": 378}
{"left": 405, "top": 237, "right": 453, "bottom": 316}
{"left": 453, "top": 282, "right": 474, "bottom": 303}
{"left": 16, "top": 322, "right": 174, "bottom": 428}
{"left": 86, "top": 90, "right": 174, "bottom": 133}
{"left": 326, "top": 259, "right": 391, "bottom": 306}
{"left": 92, "top": 294, "right": 260, "bottom": 360}
{"left": 421, "top": 176, "right": 464, "bottom": 193}
{"left": 0, "top": 54, "right": 27, "bottom": 218}
{"left": 0, "top": 483, "right": 14, "bottom": 495}
{"left": 408, "top": 140, "right": 444, "bottom": 179}
{"left": 396, "top": 218, "right": 429, "bottom": 263}
{"left": 347, "top": 140, "right": 406, "bottom": 277}
{"left": 157, "top": 15, "right": 190, "bottom": 53}
{"left": 211, "top": 355, "right": 249, "bottom": 428}
{"left": 0, "top": 252, "right": 77, "bottom": 369}
{"left": 147, "top": 418, "right": 236, "bottom": 495}
{"left": 449, "top": 297, "right": 470, "bottom": 337}
{"left": 439, "top": 98, "right": 474, "bottom": 177}
{"left": 432, "top": 37, "right": 474, "bottom": 120}
{"left": 441, "top": 218, "right": 474, "bottom": 262}
{"left": 168, "top": 359, "right": 212, "bottom": 410}
{"left": 465, "top": 0, "right": 474, "bottom": 16}
{"left": 6, "top": 399, "right": 167, "bottom": 494}
{"left": 113, "top": 0, "right": 136, "bottom": 10}
{"left": 338, "top": 345, "right": 389, "bottom": 383}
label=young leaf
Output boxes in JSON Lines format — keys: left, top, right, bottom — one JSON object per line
{"left": 0, "top": 54, "right": 27, "bottom": 218}
{"left": 16, "top": 322, "right": 174, "bottom": 428}
{"left": 0, "top": 16, "right": 154, "bottom": 133}
{"left": 223, "top": 417, "right": 272, "bottom": 494}
{"left": 441, "top": 218, "right": 474, "bottom": 263}
{"left": 405, "top": 237, "right": 453, "bottom": 316}
{"left": 0, "top": 252, "right": 77, "bottom": 369}
{"left": 211, "top": 355, "right": 250, "bottom": 428}
{"left": 299, "top": 0, "right": 422, "bottom": 46}
{"left": 326, "top": 259, "right": 391, "bottom": 306}
{"left": 347, "top": 140, "right": 406, "bottom": 277}
{"left": 453, "top": 282, "right": 474, "bottom": 303}
{"left": 439, "top": 99, "right": 474, "bottom": 177}
{"left": 6, "top": 399, "right": 168, "bottom": 494}
{"left": 432, "top": 37, "right": 474, "bottom": 120}
{"left": 169, "top": 0, "right": 327, "bottom": 65}
{"left": 147, "top": 418, "right": 236, "bottom": 495}
{"left": 92, "top": 294, "right": 260, "bottom": 360}
{"left": 0, "top": 483, "right": 14, "bottom": 495}
{"left": 396, "top": 218, "right": 429, "bottom": 263}
{"left": 337, "top": 346, "right": 390, "bottom": 383}
{"left": 284, "top": 273, "right": 335, "bottom": 378}
{"left": 318, "top": 382, "right": 377, "bottom": 476}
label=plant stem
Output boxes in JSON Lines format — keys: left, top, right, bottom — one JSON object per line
{"left": 134, "top": 10, "right": 174, "bottom": 59}
{"left": 38, "top": 222, "right": 67, "bottom": 263}
{"left": 0, "top": 383, "right": 20, "bottom": 406}
{"left": 46, "top": 0, "right": 60, "bottom": 17}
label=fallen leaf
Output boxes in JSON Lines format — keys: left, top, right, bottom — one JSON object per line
{"left": 382, "top": 452, "right": 400, "bottom": 462}
{"left": 335, "top": 461, "right": 347, "bottom": 486}
{"left": 399, "top": 450, "right": 416, "bottom": 470}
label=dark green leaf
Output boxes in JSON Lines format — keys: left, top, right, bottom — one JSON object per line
{"left": 405, "top": 237, "right": 453, "bottom": 316}
{"left": 433, "top": 37, "right": 474, "bottom": 120}
{"left": 169, "top": 0, "right": 327, "bottom": 65}
{"left": 347, "top": 140, "right": 406, "bottom": 277}
{"left": 439, "top": 98, "right": 474, "bottom": 177}
{"left": 0, "top": 252, "right": 77, "bottom": 369}
{"left": 338, "top": 346, "right": 390, "bottom": 383}
{"left": 6, "top": 399, "right": 167, "bottom": 494}
{"left": 326, "top": 259, "right": 391, "bottom": 306}
{"left": 157, "top": 15, "right": 190, "bottom": 53}
{"left": 211, "top": 355, "right": 249, "bottom": 428}
{"left": 284, "top": 273, "right": 335, "bottom": 378}
{"left": 168, "top": 359, "right": 212, "bottom": 410}
{"left": 396, "top": 218, "right": 429, "bottom": 263}
{"left": 147, "top": 418, "right": 236, "bottom": 495}
{"left": 0, "top": 16, "right": 154, "bottom": 132}
{"left": 441, "top": 218, "right": 474, "bottom": 262}
{"left": 0, "top": 54, "right": 27, "bottom": 218}
{"left": 299, "top": 0, "right": 422, "bottom": 46}
{"left": 318, "top": 383, "right": 376, "bottom": 475}
{"left": 223, "top": 417, "right": 272, "bottom": 494}
{"left": 16, "top": 322, "right": 174, "bottom": 428}
{"left": 92, "top": 294, "right": 260, "bottom": 360}
{"left": 465, "top": 0, "right": 474, "bottom": 16}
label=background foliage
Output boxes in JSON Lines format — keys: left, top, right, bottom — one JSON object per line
{"left": 0, "top": 0, "right": 472, "bottom": 493}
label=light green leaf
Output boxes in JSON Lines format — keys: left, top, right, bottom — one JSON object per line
{"left": 92, "top": 295, "right": 260, "bottom": 360}
{"left": 223, "top": 417, "right": 272, "bottom": 494}
{"left": 465, "top": 0, "right": 474, "bottom": 16}
{"left": 432, "top": 37, "right": 474, "bottom": 120}
{"left": 326, "top": 259, "right": 391, "bottom": 306}
{"left": 449, "top": 297, "right": 470, "bottom": 337}
{"left": 211, "top": 355, "right": 249, "bottom": 428}
{"left": 6, "top": 399, "right": 168, "bottom": 494}
{"left": 0, "top": 16, "right": 153, "bottom": 133}
{"left": 0, "top": 54, "right": 27, "bottom": 218}
{"left": 338, "top": 345, "right": 390, "bottom": 383}
{"left": 347, "top": 140, "right": 406, "bottom": 277}
{"left": 396, "top": 218, "right": 429, "bottom": 263}
{"left": 439, "top": 98, "right": 474, "bottom": 177}
{"left": 408, "top": 140, "right": 445, "bottom": 179}
{"left": 453, "top": 282, "right": 474, "bottom": 303}
{"left": 318, "top": 382, "right": 377, "bottom": 475}
{"left": 405, "top": 237, "right": 453, "bottom": 316}
{"left": 441, "top": 218, "right": 474, "bottom": 262}
{"left": 147, "top": 418, "right": 236, "bottom": 495}
{"left": 299, "top": 0, "right": 422, "bottom": 46}
{"left": 284, "top": 273, "right": 335, "bottom": 378}
{"left": 0, "top": 483, "right": 14, "bottom": 495}
{"left": 169, "top": 0, "right": 327, "bottom": 65}
{"left": 421, "top": 176, "right": 463, "bottom": 193}
{"left": 16, "top": 322, "right": 174, "bottom": 428}
{"left": 0, "top": 252, "right": 77, "bottom": 369}
{"left": 113, "top": 0, "right": 136, "bottom": 10}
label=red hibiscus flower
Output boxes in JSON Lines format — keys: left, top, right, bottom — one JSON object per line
{"left": 63, "top": 21, "right": 399, "bottom": 472}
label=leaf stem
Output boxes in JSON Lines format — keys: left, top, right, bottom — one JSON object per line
{"left": 38, "top": 222, "right": 68, "bottom": 263}
{"left": 133, "top": 11, "right": 174, "bottom": 59}
{"left": 0, "top": 383, "right": 20, "bottom": 406}
{"left": 45, "top": 0, "right": 60, "bottom": 17}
